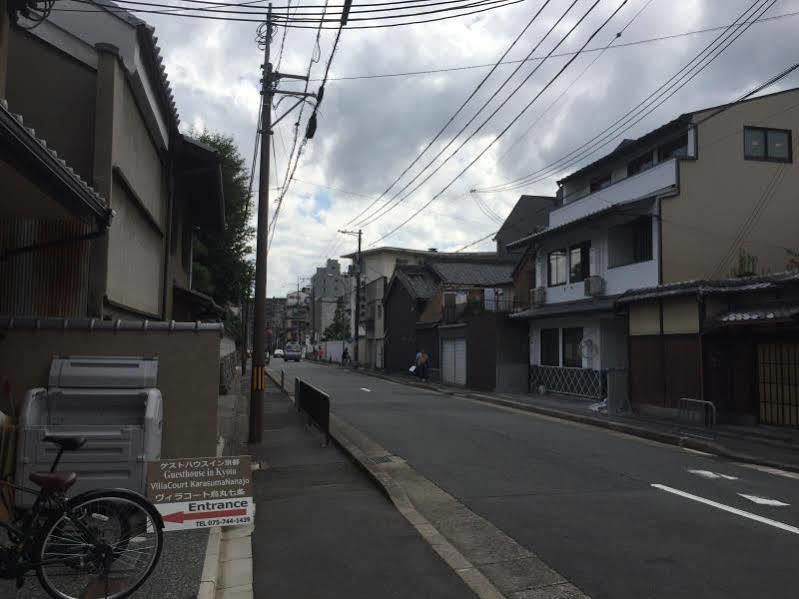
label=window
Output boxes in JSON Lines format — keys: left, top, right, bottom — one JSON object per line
{"left": 569, "top": 242, "right": 590, "bottom": 283}
{"left": 589, "top": 174, "right": 611, "bottom": 193}
{"left": 744, "top": 126, "right": 792, "bottom": 162}
{"left": 562, "top": 327, "right": 583, "bottom": 368}
{"left": 608, "top": 217, "right": 652, "bottom": 268}
{"left": 541, "top": 329, "right": 559, "bottom": 366}
{"left": 657, "top": 134, "right": 688, "bottom": 161}
{"left": 627, "top": 152, "right": 654, "bottom": 176}
{"left": 548, "top": 249, "right": 567, "bottom": 286}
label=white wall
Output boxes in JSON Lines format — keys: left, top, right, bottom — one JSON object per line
{"left": 534, "top": 211, "right": 659, "bottom": 304}
{"left": 528, "top": 315, "right": 626, "bottom": 371}
{"left": 550, "top": 159, "right": 676, "bottom": 228}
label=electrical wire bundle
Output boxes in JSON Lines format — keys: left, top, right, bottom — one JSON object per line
{"left": 52, "top": 0, "right": 529, "bottom": 28}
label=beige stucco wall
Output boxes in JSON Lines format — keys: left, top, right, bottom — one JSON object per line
{"left": 662, "top": 297, "right": 699, "bottom": 334}
{"left": 0, "top": 328, "right": 220, "bottom": 458}
{"left": 662, "top": 89, "right": 799, "bottom": 282}
{"left": 106, "top": 179, "right": 164, "bottom": 316}
{"left": 115, "top": 77, "right": 166, "bottom": 228}
{"left": 97, "top": 50, "right": 168, "bottom": 317}
{"left": 629, "top": 302, "right": 660, "bottom": 336}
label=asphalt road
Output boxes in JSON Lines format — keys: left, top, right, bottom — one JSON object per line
{"left": 274, "top": 360, "right": 799, "bottom": 599}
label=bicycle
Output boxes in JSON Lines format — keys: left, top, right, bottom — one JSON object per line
{"left": 0, "top": 435, "right": 164, "bottom": 598}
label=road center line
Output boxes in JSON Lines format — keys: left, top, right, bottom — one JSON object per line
{"left": 738, "top": 493, "right": 790, "bottom": 507}
{"left": 651, "top": 484, "right": 799, "bottom": 535}
{"left": 360, "top": 387, "right": 372, "bottom": 392}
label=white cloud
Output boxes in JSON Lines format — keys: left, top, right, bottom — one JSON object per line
{"left": 137, "top": 0, "right": 799, "bottom": 295}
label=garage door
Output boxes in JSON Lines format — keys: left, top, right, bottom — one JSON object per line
{"left": 442, "top": 338, "right": 466, "bottom": 386}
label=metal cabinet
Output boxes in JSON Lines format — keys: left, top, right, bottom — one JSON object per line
{"left": 16, "top": 356, "right": 163, "bottom": 505}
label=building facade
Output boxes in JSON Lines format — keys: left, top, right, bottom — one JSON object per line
{"left": 1, "top": 2, "right": 224, "bottom": 321}
{"left": 507, "top": 88, "right": 799, "bottom": 403}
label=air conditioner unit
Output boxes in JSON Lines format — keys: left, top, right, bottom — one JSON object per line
{"left": 584, "top": 276, "right": 605, "bottom": 297}
{"left": 530, "top": 287, "right": 546, "bottom": 307}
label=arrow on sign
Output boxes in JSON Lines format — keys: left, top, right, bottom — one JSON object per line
{"left": 163, "top": 508, "right": 247, "bottom": 524}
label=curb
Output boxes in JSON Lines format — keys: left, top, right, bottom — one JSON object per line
{"left": 306, "top": 363, "right": 799, "bottom": 475}
{"left": 197, "top": 527, "right": 223, "bottom": 599}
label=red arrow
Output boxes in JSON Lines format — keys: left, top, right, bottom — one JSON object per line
{"left": 163, "top": 508, "right": 247, "bottom": 524}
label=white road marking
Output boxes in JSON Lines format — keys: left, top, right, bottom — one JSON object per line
{"left": 738, "top": 493, "right": 790, "bottom": 507}
{"left": 360, "top": 387, "right": 372, "bottom": 392}
{"left": 681, "top": 447, "right": 715, "bottom": 457}
{"left": 736, "top": 463, "right": 799, "bottom": 480}
{"left": 651, "top": 484, "right": 799, "bottom": 535}
{"left": 687, "top": 469, "right": 739, "bottom": 481}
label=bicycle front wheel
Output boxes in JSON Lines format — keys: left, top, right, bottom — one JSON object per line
{"left": 36, "top": 490, "right": 164, "bottom": 599}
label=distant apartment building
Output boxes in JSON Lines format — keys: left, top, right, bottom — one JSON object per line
{"left": 311, "top": 259, "right": 350, "bottom": 341}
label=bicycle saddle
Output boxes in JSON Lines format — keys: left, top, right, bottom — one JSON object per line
{"left": 29, "top": 471, "right": 77, "bottom": 492}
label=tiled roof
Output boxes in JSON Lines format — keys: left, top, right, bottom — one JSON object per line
{"left": 0, "top": 98, "right": 109, "bottom": 220}
{"left": 394, "top": 266, "right": 439, "bottom": 299}
{"left": 713, "top": 303, "right": 799, "bottom": 326}
{"left": 616, "top": 271, "right": 799, "bottom": 304}
{"left": 510, "top": 296, "right": 619, "bottom": 319}
{"left": 430, "top": 261, "right": 514, "bottom": 286}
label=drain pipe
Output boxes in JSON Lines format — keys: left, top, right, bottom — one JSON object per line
{"left": 0, "top": 214, "right": 112, "bottom": 262}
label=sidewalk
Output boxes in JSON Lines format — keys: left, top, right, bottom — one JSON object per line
{"left": 311, "top": 360, "right": 799, "bottom": 473}
{"left": 248, "top": 381, "right": 476, "bottom": 598}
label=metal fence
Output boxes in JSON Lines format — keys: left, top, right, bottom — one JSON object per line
{"left": 530, "top": 365, "right": 607, "bottom": 399}
{"left": 295, "top": 377, "right": 330, "bottom": 445}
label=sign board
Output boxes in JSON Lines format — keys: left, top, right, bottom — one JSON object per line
{"left": 146, "top": 456, "right": 254, "bottom": 532}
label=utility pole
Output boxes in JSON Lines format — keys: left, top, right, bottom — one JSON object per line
{"left": 249, "top": 4, "right": 273, "bottom": 444}
{"left": 339, "top": 229, "right": 362, "bottom": 365}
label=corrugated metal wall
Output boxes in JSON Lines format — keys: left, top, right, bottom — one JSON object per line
{"left": 0, "top": 218, "right": 91, "bottom": 317}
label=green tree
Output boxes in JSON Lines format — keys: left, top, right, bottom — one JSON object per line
{"left": 191, "top": 131, "right": 255, "bottom": 311}
{"left": 323, "top": 297, "right": 350, "bottom": 341}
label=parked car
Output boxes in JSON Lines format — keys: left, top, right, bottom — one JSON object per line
{"left": 274, "top": 348, "right": 284, "bottom": 359}
{"left": 284, "top": 342, "right": 302, "bottom": 362}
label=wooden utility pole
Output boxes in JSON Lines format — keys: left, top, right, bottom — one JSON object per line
{"left": 249, "top": 4, "right": 273, "bottom": 444}
{"left": 249, "top": 5, "right": 316, "bottom": 443}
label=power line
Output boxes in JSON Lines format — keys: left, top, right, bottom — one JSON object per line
{"left": 455, "top": 230, "right": 498, "bottom": 252}
{"left": 369, "top": 0, "right": 633, "bottom": 246}
{"left": 477, "top": 0, "right": 779, "bottom": 193}
{"left": 56, "top": 0, "right": 526, "bottom": 27}
{"left": 359, "top": 0, "right": 609, "bottom": 230}
{"left": 354, "top": 0, "right": 580, "bottom": 228}
{"left": 84, "top": 0, "right": 509, "bottom": 13}
{"left": 494, "top": 0, "right": 655, "bottom": 167}
{"left": 309, "top": 9, "right": 799, "bottom": 81}
{"left": 341, "top": 0, "right": 554, "bottom": 229}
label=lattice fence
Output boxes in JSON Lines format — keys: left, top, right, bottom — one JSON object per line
{"left": 530, "top": 365, "right": 607, "bottom": 399}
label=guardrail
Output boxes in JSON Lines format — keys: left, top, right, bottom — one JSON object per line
{"left": 295, "top": 377, "right": 330, "bottom": 446}
{"left": 678, "top": 397, "right": 716, "bottom": 428}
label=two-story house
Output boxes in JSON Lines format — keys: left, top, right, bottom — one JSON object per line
{"left": 342, "top": 247, "right": 497, "bottom": 368}
{"left": 1, "top": 2, "right": 224, "bottom": 321}
{"left": 508, "top": 87, "right": 799, "bottom": 402}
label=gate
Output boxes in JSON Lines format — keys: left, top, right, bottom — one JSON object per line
{"left": 757, "top": 342, "right": 799, "bottom": 428}
{"left": 442, "top": 338, "right": 466, "bottom": 385}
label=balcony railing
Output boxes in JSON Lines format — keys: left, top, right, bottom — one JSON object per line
{"left": 442, "top": 299, "right": 522, "bottom": 324}
{"left": 550, "top": 158, "right": 677, "bottom": 229}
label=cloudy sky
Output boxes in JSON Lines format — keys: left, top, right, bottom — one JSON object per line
{"left": 132, "top": 0, "right": 799, "bottom": 296}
